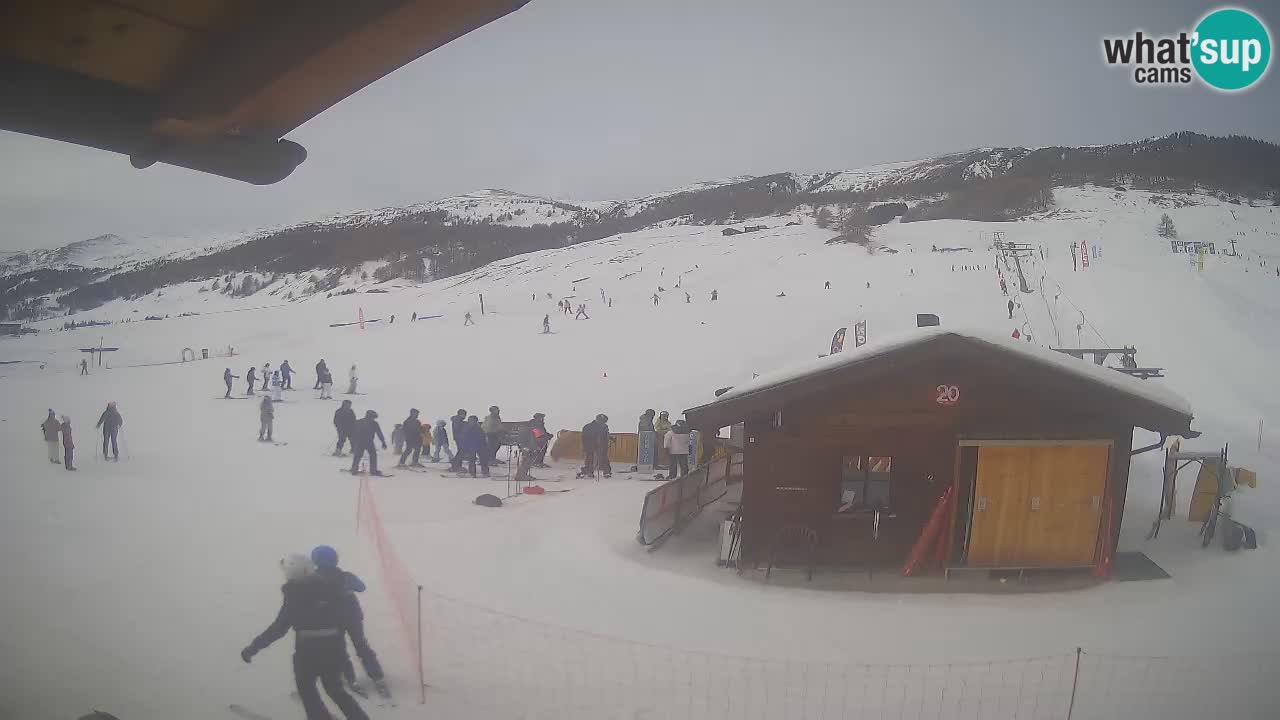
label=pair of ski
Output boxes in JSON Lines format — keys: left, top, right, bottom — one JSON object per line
{"left": 341, "top": 468, "right": 395, "bottom": 477}
{"left": 228, "top": 680, "right": 394, "bottom": 719}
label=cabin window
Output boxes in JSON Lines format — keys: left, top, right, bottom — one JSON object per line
{"left": 837, "top": 455, "right": 894, "bottom": 513}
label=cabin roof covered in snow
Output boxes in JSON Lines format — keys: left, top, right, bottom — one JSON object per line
{"left": 684, "top": 327, "right": 1193, "bottom": 435}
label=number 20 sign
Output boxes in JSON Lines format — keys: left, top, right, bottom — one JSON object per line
{"left": 935, "top": 384, "right": 960, "bottom": 406}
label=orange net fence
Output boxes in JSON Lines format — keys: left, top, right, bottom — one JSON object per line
{"left": 355, "top": 477, "right": 1280, "bottom": 718}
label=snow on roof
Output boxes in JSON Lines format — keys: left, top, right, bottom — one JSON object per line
{"left": 704, "top": 326, "right": 1192, "bottom": 420}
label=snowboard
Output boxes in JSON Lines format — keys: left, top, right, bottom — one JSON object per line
{"left": 257, "top": 439, "right": 288, "bottom": 446}
{"left": 217, "top": 396, "right": 251, "bottom": 400}
{"left": 228, "top": 704, "right": 271, "bottom": 720}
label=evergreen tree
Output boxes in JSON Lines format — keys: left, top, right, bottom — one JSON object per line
{"left": 1157, "top": 213, "right": 1177, "bottom": 239}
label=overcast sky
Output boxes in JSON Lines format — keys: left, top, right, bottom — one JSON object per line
{"left": 3, "top": 0, "right": 1278, "bottom": 251}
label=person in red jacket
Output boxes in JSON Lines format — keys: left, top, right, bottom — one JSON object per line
{"left": 60, "top": 415, "right": 76, "bottom": 471}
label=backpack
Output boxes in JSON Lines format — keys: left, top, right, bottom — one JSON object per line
{"left": 474, "top": 494, "right": 503, "bottom": 508}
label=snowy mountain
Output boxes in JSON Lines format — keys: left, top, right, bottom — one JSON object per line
{"left": 3, "top": 132, "right": 1277, "bottom": 322}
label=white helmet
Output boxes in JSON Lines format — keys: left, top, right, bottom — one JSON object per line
{"left": 280, "top": 553, "right": 314, "bottom": 581}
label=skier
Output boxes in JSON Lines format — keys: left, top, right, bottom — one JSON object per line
{"left": 529, "top": 412, "right": 551, "bottom": 468}
{"left": 223, "top": 368, "right": 238, "bottom": 398}
{"left": 514, "top": 421, "right": 551, "bottom": 483}
{"left": 318, "top": 364, "right": 334, "bottom": 399}
{"left": 710, "top": 290, "right": 718, "bottom": 301}
{"left": 1007, "top": 299, "right": 1015, "bottom": 320}
{"left": 448, "top": 409, "right": 468, "bottom": 472}
{"left": 280, "top": 360, "right": 293, "bottom": 390}
{"left": 389, "top": 315, "right": 395, "bottom": 325}
{"left": 776, "top": 291, "right": 786, "bottom": 298}
{"left": 79, "top": 358, "right": 88, "bottom": 375}
{"left": 398, "top": 409, "right": 425, "bottom": 467}
{"left": 411, "top": 312, "right": 417, "bottom": 322}
{"left": 95, "top": 401, "right": 122, "bottom": 461}
{"left": 245, "top": 365, "right": 257, "bottom": 395}
{"left": 543, "top": 314, "right": 551, "bottom": 334}
{"left": 59, "top": 415, "right": 75, "bottom": 471}
{"left": 310, "top": 545, "right": 387, "bottom": 697}
{"left": 261, "top": 363, "right": 271, "bottom": 391}
{"left": 41, "top": 409, "right": 61, "bottom": 464}
{"left": 431, "top": 420, "right": 453, "bottom": 464}
{"left": 608, "top": 298, "right": 613, "bottom": 308}
{"left": 664, "top": 420, "right": 692, "bottom": 479}
{"left": 333, "top": 400, "right": 356, "bottom": 455}
{"left": 564, "top": 301, "right": 572, "bottom": 315}
{"left": 270, "top": 370, "right": 283, "bottom": 402}
{"left": 824, "top": 281, "right": 831, "bottom": 289}
{"left": 240, "top": 554, "right": 370, "bottom": 720}
{"left": 350, "top": 410, "right": 388, "bottom": 476}
{"left": 482, "top": 406, "right": 504, "bottom": 464}
{"left": 652, "top": 293, "right": 659, "bottom": 306}
{"left": 314, "top": 359, "right": 328, "bottom": 390}
{"left": 575, "top": 304, "right": 589, "bottom": 320}
{"left": 654, "top": 411, "right": 673, "bottom": 470}
{"left": 463, "top": 312, "right": 475, "bottom": 326}
{"left": 391, "top": 424, "right": 404, "bottom": 455}
{"left": 685, "top": 292, "right": 691, "bottom": 303}
{"left": 347, "top": 365, "right": 359, "bottom": 395}
{"left": 457, "top": 415, "right": 491, "bottom": 477}
{"left": 258, "top": 396, "right": 274, "bottom": 442}
{"left": 1000, "top": 278, "right": 1008, "bottom": 296}
{"left": 638, "top": 409, "right": 656, "bottom": 433}
{"left": 653, "top": 410, "right": 672, "bottom": 437}
{"left": 580, "top": 414, "right": 611, "bottom": 479}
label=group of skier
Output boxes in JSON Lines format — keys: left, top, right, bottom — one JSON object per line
{"left": 336, "top": 404, "right": 554, "bottom": 480}
{"left": 637, "top": 409, "right": 693, "bottom": 479}
{"left": 240, "top": 544, "right": 386, "bottom": 717}
{"left": 38, "top": 402, "right": 123, "bottom": 470}
{"left": 223, "top": 359, "right": 364, "bottom": 402}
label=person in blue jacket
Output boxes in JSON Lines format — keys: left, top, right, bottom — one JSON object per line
{"left": 280, "top": 360, "right": 294, "bottom": 390}
{"left": 240, "top": 554, "right": 369, "bottom": 720}
{"left": 311, "top": 545, "right": 386, "bottom": 696}
{"left": 223, "top": 368, "right": 239, "bottom": 399}
{"left": 457, "top": 415, "right": 490, "bottom": 477}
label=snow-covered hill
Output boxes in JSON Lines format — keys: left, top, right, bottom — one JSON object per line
{"left": 4, "top": 182, "right": 1280, "bottom": 719}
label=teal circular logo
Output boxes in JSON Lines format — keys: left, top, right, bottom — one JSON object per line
{"left": 1192, "top": 8, "right": 1271, "bottom": 91}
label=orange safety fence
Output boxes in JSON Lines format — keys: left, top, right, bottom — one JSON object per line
{"left": 355, "top": 468, "right": 1280, "bottom": 718}
{"left": 356, "top": 476, "right": 424, "bottom": 701}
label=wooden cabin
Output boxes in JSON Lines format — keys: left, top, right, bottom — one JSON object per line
{"left": 683, "top": 329, "right": 1194, "bottom": 574}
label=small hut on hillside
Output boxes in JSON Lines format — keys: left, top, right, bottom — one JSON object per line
{"left": 683, "top": 328, "right": 1194, "bottom": 575}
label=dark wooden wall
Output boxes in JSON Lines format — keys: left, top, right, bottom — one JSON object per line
{"left": 735, "top": 348, "right": 1142, "bottom": 568}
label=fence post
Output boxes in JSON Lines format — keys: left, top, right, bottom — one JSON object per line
{"left": 417, "top": 585, "right": 426, "bottom": 705}
{"left": 1066, "top": 647, "right": 1082, "bottom": 720}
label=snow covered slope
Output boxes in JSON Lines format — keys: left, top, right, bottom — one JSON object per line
{"left": 3, "top": 184, "right": 1280, "bottom": 719}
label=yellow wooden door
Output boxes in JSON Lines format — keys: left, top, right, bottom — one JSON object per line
{"left": 967, "top": 446, "right": 1031, "bottom": 566}
{"left": 1019, "top": 445, "right": 1110, "bottom": 566}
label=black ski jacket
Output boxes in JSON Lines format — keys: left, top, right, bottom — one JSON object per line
{"left": 333, "top": 406, "right": 356, "bottom": 433}
{"left": 352, "top": 417, "right": 386, "bottom": 449}
{"left": 246, "top": 574, "right": 352, "bottom": 653}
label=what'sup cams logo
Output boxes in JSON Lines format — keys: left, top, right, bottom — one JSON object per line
{"left": 1103, "top": 7, "right": 1271, "bottom": 91}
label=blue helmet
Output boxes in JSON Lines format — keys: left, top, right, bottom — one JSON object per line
{"left": 310, "top": 545, "right": 339, "bottom": 569}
